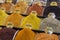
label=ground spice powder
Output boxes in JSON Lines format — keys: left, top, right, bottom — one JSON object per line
{"left": 35, "top": 33, "right": 58, "bottom": 40}
{"left": 15, "top": 28, "right": 35, "bottom": 40}
{"left": 26, "top": 4, "right": 44, "bottom": 16}
{"left": 4, "top": 13, "right": 23, "bottom": 27}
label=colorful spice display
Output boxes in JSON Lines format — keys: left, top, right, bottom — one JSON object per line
{"left": 0, "top": 1, "right": 59, "bottom": 40}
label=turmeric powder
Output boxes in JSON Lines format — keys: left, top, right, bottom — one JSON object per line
{"left": 15, "top": 1, "right": 28, "bottom": 14}
{"left": 12, "top": 5, "right": 22, "bottom": 14}
{"left": 15, "top": 28, "right": 35, "bottom": 40}
{"left": 0, "top": 9, "right": 8, "bottom": 25}
{"left": 0, "top": 2, "right": 14, "bottom": 13}
{"left": 21, "top": 11, "right": 41, "bottom": 30}
{"left": 4, "top": 12, "right": 23, "bottom": 28}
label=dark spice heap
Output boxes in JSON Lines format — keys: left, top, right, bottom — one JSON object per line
{"left": 0, "top": 28, "right": 16, "bottom": 40}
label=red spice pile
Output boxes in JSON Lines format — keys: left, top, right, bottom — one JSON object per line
{"left": 26, "top": 4, "right": 44, "bottom": 16}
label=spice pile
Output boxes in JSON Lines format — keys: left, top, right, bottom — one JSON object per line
{"left": 15, "top": 28, "right": 35, "bottom": 40}
{"left": 0, "top": 28, "right": 16, "bottom": 40}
